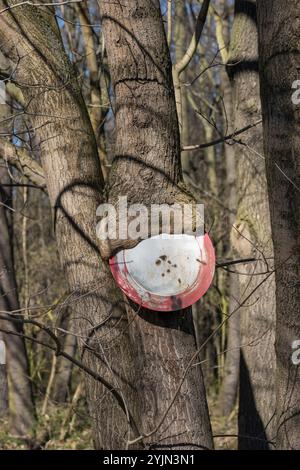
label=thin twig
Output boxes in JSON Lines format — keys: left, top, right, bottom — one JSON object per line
{"left": 182, "top": 119, "right": 262, "bottom": 151}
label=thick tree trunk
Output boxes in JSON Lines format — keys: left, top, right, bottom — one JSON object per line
{"left": 257, "top": 0, "right": 300, "bottom": 450}
{"left": 99, "top": 0, "right": 213, "bottom": 449}
{"left": 228, "top": 0, "right": 276, "bottom": 449}
{"left": 0, "top": 97, "right": 36, "bottom": 436}
{"left": 0, "top": 1, "right": 140, "bottom": 449}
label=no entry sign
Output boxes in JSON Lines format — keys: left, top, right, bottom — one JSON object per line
{"left": 109, "top": 233, "right": 215, "bottom": 311}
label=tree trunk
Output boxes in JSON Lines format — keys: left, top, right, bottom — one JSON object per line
{"left": 219, "top": 280, "right": 240, "bottom": 416}
{"left": 228, "top": 0, "right": 276, "bottom": 449}
{"left": 99, "top": 0, "right": 213, "bottom": 449}
{"left": 218, "top": 0, "right": 240, "bottom": 417}
{"left": 0, "top": 1, "right": 140, "bottom": 449}
{"left": 257, "top": 0, "right": 300, "bottom": 450}
{"left": 52, "top": 309, "right": 77, "bottom": 403}
{"left": 174, "top": 0, "right": 190, "bottom": 177}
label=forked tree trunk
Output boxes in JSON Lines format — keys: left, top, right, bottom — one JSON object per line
{"left": 228, "top": 0, "right": 276, "bottom": 449}
{"left": 99, "top": 0, "right": 213, "bottom": 449}
{"left": 257, "top": 0, "right": 300, "bottom": 450}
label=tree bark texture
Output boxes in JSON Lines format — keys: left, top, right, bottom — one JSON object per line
{"left": 257, "top": 0, "right": 300, "bottom": 450}
{"left": 99, "top": 0, "right": 213, "bottom": 449}
{"left": 97, "top": 0, "right": 197, "bottom": 261}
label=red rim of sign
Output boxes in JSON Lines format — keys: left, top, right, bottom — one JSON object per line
{"left": 109, "top": 233, "right": 215, "bottom": 312}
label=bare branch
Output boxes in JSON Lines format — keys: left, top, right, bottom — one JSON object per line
{"left": 0, "top": 140, "right": 46, "bottom": 188}
{"left": 216, "top": 258, "right": 257, "bottom": 268}
{"left": 0, "top": 0, "right": 82, "bottom": 16}
{"left": 0, "top": 312, "right": 141, "bottom": 440}
{"left": 167, "top": 0, "right": 172, "bottom": 48}
{"left": 173, "top": 0, "right": 210, "bottom": 130}
{"left": 174, "top": 0, "right": 210, "bottom": 75}
{"left": 182, "top": 119, "right": 262, "bottom": 151}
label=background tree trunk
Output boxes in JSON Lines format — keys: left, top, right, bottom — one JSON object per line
{"left": 174, "top": 0, "right": 190, "bottom": 177}
{"left": 217, "top": 0, "right": 240, "bottom": 416}
{"left": 76, "top": 1, "right": 109, "bottom": 180}
{"left": 228, "top": 0, "right": 276, "bottom": 449}
{"left": 0, "top": 93, "right": 36, "bottom": 436}
{"left": 257, "top": 0, "right": 300, "bottom": 450}
{"left": 52, "top": 308, "right": 77, "bottom": 403}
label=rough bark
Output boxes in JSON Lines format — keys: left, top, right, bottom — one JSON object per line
{"left": 228, "top": 0, "right": 276, "bottom": 449}
{"left": 257, "top": 0, "right": 300, "bottom": 450}
{"left": 97, "top": 0, "right": 199, "bottom": 261}
{"left": 0, "top": 1, "right": 140, "bottom": 449}
{"left": 99, "top": 0, "right": 213, "bottom": 449}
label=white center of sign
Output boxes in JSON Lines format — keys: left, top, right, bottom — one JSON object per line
{"left": 124, "top": 234, "right": 204, "bottom": 296}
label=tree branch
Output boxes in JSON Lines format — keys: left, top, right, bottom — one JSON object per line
{"left": 0, "top": 312, "right": 140, "bottom": 439}
{"left": 182, "top": 119, "right": 262, "bottom": 151}
{"left": 216, "top": 257, "right": 257, "bottom": 268}
{"left": 174, "top": 0, "right": 210, "bottom": 75}
{"left": 0, "top": 140, "right": 46, "bottom": 189}
{"left": 173, "top": 0, "right": 210, "bottom": 130}
{"left": 0, "top": 0, "right": 82, "bottom": 15}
